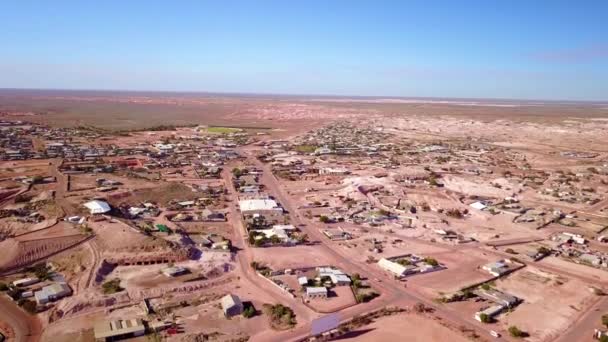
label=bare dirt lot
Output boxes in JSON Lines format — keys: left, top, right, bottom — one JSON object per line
{"left": 341, "top": 312, "right": 471, "bottom": 342}
{"left": 494, "top": 267, "right": 598, "bottom": 342}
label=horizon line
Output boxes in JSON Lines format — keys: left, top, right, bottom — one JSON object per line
{"left": 0, "top": 87, "right": 607, "bottom": 105}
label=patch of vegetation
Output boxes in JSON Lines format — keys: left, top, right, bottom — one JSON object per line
{"left": 27, "top": 263, "right": 52, "bottom": 281}
{"left": 351, "top": 273, "right": 363, "bottom": 289}
{"left": 355, "top": 291, "right": 379, "bottom": 303}
{"left": 242, "top": 302, "right": 257, "bottom": 318}
{"left": 396, "top": 258, "right": 412, "bottom": 266}
{"left": 207, "top": 126, "right": 242, "bottom": 134}
{"left": 508, "top": 325, "right": 529, "bottom": 338}
{"left": 538, "top": 246, "right": 551, "bottom": 255}
{"left": 423, "top": 257, "right": 439, "bottom": 267}
{"left": 445, "top": 208, "right": 466, "bottom": 218}
{"left": 102, "top": 278, "right": 124, "bottom": 294}
{"left": 293, "top": 144, "right": 317, "bottom": 153}
{"left": 250, "top": 262, "right": 272, "bottom": 277}
{"left": 7, "top": 287, "right": 23, "bottom": 301}
{"left": 0, "top": 282, "right": 8, "bottom": 291}
{"left": 232, "top": 167, "right": 248, "bottom": 178}
{"left": 319, "top": 215, "right": 330, "bottom": 223}
{"left": 262, "top": 303, "right": 297, "bottom": 329}
{"left": 478, "top": 313, "right": 491, "bottom": 323}
{"left": 18, "top": 299, "right": 38, "bottom": 314}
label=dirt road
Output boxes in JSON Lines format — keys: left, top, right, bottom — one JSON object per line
{"left": 0, "top": 296, "right": 42, "bottom": 342}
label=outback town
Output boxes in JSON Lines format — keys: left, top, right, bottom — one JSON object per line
{"left": 0, "top": 95, "right": 608, "bottom": 342}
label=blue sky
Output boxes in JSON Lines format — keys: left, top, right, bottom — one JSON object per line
{"left": 1, "top": 1, "right": 607, "bottom": 100}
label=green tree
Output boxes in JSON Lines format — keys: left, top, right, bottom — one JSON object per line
{"left": 243, "top": 305, "right": 256, "bottom": 318}
{"left": 319, "top": 215, "right": 330, "bottom": 223}
{"left": 602, "top": 314, "right": 608, "bottom": 328}
{"left": 479, "top": 313, "right": 491, "bottom": 323}
{"left": 424, "top": 257, "right": 439, "bottom": 267}
{"left": 0, "top": 282, "right": 8, "bottom": 291}
{"left": 270, "top": 235, "right": 282, "bottom": 244}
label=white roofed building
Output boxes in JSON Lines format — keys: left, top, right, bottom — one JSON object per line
{"left": 377, "top": 258, "right": 415, "bottom": 278}
{"left": 84, "top": 200, "right": 111, "bottom": 214}
{"left": 238, "top": 199, "right": 283, "bottom": 214}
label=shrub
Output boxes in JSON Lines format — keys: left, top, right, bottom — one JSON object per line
{"left": 479, "top": 313, "right": 491, "bottom": 323}
{"left": 263, "top": 303, "right": 296, "bottom": 328}
{"left": 508, "top": 325, "right": 528, "bottom": 338}
{"left": 102, "top": 278, "right": 123, "bottom": 294}
{"left": 356, "top": 291, "right": 379, "bottom": 303}
{"left": 424, "top": 257, "right": 439, "bottom": 267}
{"left": 242, "top": 304, "right": 256, "bottom": 318}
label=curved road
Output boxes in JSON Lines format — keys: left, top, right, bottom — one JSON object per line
{"left": 0, "top": 296, "right": 42, "bottom": 342}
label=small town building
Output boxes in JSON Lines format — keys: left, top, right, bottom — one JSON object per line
{"left": 306, "top": 286, "right": 328, "bottom": 299}
{"left": 238, "top": 199, "right": 283, "bottom": 214}
{"left": 221, "top": 294, "right": 243, "bottom": 317}
{"left": 12, "top": 277, "right": 39, "bottom": 287}
{"left": 482, "top": 260, "right": 511, "bottom": 276}
{"left": 84, "top": 200, "right": 111, "bottom": 214}
{"left": 377, "top": 258, "right": 414, "bottom": 278}
{"left": 34, "top": 283, "right": 72, "bottom": 305}
{"left": 469, "top": 201, "right": 487, "bottom": 210}
{"left": 474, "top": 305, "right": 505, "bottom": 322}
{"left": 93, "top": 318, "right": 146, "bottom": 341}
{"left": 476, "top": 289, "right": 519, "bottom": 308}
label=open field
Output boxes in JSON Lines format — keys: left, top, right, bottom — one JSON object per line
{"left": 342, "top": 312, "right": 471, "bottom": 342}
{"left": 494, "top": 267, "right": 598, "bottom": 342}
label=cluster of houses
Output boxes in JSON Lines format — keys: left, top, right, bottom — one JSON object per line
{"left": 553, "top": 232, "right": 608, "bottom": 270}
{"left": 236, "top": 182, "right": 305, "bottom": 246}
{"left": 300, "top": 267, "right": 352, "bottom": 300}
{"left": 11, "top": 274, "right": 72, "bottom": 307}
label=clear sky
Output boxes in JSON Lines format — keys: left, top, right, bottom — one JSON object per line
{"left": 1, "top": 1, "right": 607, "bottom": 100}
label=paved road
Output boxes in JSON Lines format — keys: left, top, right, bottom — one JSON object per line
{"left": 0, "top": 296, "right": 42, "bottom": 342}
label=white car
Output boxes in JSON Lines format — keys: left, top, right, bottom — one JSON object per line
{"left": 490, "top": 330, "right": 500, "bottom": 338}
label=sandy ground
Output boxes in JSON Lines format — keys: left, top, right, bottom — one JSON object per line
{"left": 306, "top": 286, "right": 357, "bottom": 313}
{"left": 88, "top": 218, "right": 167, "bottom": 251}
{"left": 252, "top": 245, "right": 336, "bottom": 270}
{"left": 341, "top": 313, "right": 471, "bottom": 342}
{"left": 494, "top": 267, "right": 598, "bottom": 342}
